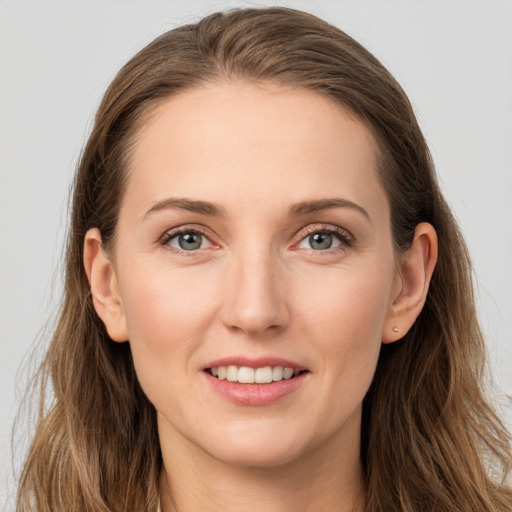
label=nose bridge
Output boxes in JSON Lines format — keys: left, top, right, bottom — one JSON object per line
{"left": 222, "top": 238, "right": 288, "bottom": 335}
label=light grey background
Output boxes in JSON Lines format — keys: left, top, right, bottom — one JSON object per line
{"left": 1, "top": 0, "right": 511, "bottom": 508}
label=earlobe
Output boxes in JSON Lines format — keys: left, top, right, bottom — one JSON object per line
{"left": 382, "top": 222, "right": 438, "bottom": 343}
{"left": 83, "top": 228, "right": 129, "bottom": 342}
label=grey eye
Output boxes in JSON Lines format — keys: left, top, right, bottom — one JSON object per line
{"left": 171, "top": 232, "right": 205, "bottom": 251}
{"left": 309, "top": 232, "right": 333, "bottom": 250}
{"left": 297, "top": 230, "right": 344, "bottom": 251}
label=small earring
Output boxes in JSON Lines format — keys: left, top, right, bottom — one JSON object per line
{"left": 393, "top": 326, "right": 399, "bottom": 333}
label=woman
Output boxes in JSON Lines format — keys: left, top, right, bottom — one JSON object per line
{"left": 16, "top": 7, "right": 512, "bottom": 512}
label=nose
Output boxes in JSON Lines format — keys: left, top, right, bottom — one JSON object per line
{"left": 220, "top": 246, "right": 290, "bottom": 336}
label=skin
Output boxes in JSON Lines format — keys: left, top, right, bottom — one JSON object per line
{"left": 84, "top": 81, "right": 437, "bottom": 512}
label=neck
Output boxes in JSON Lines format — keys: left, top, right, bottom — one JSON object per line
{"left": 158, "top": 414, "right": 365, "bottom": 512}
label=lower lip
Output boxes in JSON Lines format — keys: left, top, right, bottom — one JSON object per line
{"left": 203, "top": 371, "right": 308, "bottom": 406}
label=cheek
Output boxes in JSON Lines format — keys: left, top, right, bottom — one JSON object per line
{"left": 116, "top": 247, "right": 395, "bottom": 416}
{"left": 117, "top": 260, "right": 221, "bottom": 387}
{"left": 294, "top": 259, "right": 394, "bottom": 385}
{"left": 297, "top": 259, "right": 393, "bottom": 337}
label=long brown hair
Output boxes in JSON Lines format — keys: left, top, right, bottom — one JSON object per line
{"left": 16, "top": 7, "right": 512, "bottom": 511}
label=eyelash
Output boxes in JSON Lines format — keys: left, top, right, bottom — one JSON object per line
{"left": 158, "top": 226, "right": 214, "bottom": 256}
{"left": 158, "top": 224, "right": 354, "bottom": 255}
{"left": 296, "top": 224, "right": 354, "bottom": 253}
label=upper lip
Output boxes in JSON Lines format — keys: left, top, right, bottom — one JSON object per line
{"left": 203, "top": 356, "right": 307, "bottom": 371}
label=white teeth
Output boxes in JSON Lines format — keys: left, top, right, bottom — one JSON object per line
{"left": 283, "top": 367, "right": 294, "bottom": 379}
{"left": 238, "top": 366, "right": 255, "bottom": 383}
{"left": 272, "top": 366, "right": 284, "bottom": 381}
{"left": 209, "top": 365, "right": 302, "bottom": 384}
{"left": 226, "top": 365, "right": 238, "bottom": 382}
{"left": 255, "top": 366, "right": 273, "bottom": 384}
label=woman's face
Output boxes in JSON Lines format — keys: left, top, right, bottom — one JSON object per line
{"left": 104, "top": 82, "right": 403, "bottom": 467}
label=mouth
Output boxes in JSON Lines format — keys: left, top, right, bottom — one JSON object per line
{"left": 205, "top": 365, "right": 308, "bottom": 384}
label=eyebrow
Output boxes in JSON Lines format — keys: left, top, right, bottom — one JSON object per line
{"left": 288, "top": 198, "right": 371, "bottom": 223}
{"left": 143, "top": 198, "right": 227, "bottom": 220}
{"left": 142, "top": 196, "right": 370, "bottom": 223}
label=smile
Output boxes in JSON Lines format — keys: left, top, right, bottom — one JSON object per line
{"left": 206, "top": 365, "right": 304, "bottom": 384}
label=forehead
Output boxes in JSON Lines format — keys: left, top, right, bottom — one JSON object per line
{"left": 123, "top": 81, "right": 387, "bottom": 222}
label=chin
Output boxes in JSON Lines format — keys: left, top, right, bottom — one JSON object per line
{"left": 202, "top": 425, "right": 313, "bottom": 469}
{"left": 211, "top": 443, "right": 306, "bottom": 469}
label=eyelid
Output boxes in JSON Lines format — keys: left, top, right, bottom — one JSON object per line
{"left": 292, "top": 223, "right": 354, "bottom": 250}
{"left": 157, "top": 222, "right": 354, "bottom": 254}
{"left": 158, "top": 224, "right": 219, "bottom": 253}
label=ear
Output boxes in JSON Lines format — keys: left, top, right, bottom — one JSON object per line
{"left": 382, "top": 222, "right": 438, "bottom": 343}
{"left": 83, "top": 228, "right": 129, "bottom": 342}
